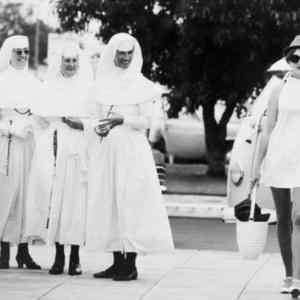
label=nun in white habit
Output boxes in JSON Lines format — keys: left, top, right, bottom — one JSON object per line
{"left": 26, "top": 44, "right": 92, "bottom": 276}
{"left": 87, "top": 33, "right": 174, "bottom": 281}
{"left": 0, "top": 35, "right": 41, "bottom": 270}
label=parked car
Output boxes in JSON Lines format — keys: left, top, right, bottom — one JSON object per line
{"left": 227, "top": 57, "right": 292, "bottom": 211}
{"left": 161, "top": 102, "right": 241, "bottom": 163}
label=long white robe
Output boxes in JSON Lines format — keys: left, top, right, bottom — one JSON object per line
{"left": 86, "top": 102, "right": 174, "bottom": 253}
{"left": 0, "top": 67, "right": 42, "bottom": 244}
{"left": 25, "top": 73, "right": 91, "bottom": 246}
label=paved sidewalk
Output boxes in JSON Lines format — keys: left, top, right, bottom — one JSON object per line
{"left": 0, "top": 247, "right": 289, "bottom": 300}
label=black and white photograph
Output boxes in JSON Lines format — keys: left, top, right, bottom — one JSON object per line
{"left": 0, "top": 0, "right": 300, "bottom": 299}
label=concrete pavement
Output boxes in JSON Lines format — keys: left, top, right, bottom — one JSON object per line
{"left": 0, "top": 246, "right": 290, "bottom": 300}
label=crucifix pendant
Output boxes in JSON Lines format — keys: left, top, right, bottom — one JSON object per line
{"left": 6, "top": 120, "right": 13, "bottom": 176}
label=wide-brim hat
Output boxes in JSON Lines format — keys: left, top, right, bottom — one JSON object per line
{"left": 267, "top": 57, "right": 291, "bottom": 72}
{"left": 284, "top": 35, "right": 300, "bottom": 56}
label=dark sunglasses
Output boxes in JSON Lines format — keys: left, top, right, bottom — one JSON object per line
{"left": 13, "top": 48, "right": 29, "bottom": 56}
{"left": 91, "top": 53, "right": 101, "bottom": 59}
{"left": 63, "top": 58, "right": 78, "bottom": 63}
{"left": 289, "top": 54, "right": 300, "bottom": 64}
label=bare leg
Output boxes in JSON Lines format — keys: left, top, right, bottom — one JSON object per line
{"left": 271, "top": 187, "right": 293, "bottom": 277}
{"left": 292, "top": 188, "right": 300, "bottom": 280}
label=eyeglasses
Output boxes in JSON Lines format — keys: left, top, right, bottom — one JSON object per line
{"left": 13, "top": 48, "right": 29, "bottom": 56}
{"left": 91, "top": 53, "right": 101, "bottom": 59}
{"left": 289, "top": 54, "right": 300, "bottom": 64}
{"left": 63, "top": 58, "right": 78, "bottom": 63}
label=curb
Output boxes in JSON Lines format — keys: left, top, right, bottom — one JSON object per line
{"left": 163, "top": 193, "right": 277, "bottom": 223}
{"left": 164, "top": 193, "right": 227, "bottom": 219}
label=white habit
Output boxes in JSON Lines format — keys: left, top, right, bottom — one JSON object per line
{"left": 25, "top": 70, "right": 91, "bottom": 246}
{"left": 0, "top": 36, "right": 42, "bottom": 244}
{"left": 86, "top": 33, "right": 174, "bottom": 253}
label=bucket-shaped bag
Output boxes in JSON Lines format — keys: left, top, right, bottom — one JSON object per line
{"left": 235, "top": 111, "right": 269, "bottom": 259}
{"left": 236, "top": 184, "right": 269, "bottom": 259}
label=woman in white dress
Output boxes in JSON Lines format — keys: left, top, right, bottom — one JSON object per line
{"left": 0, "top": 35, "right": 41, "bottom": 270}
{"left": 87, "top": 33, "right": 174, "bottom": 281}
{"left": 256, "top": 35, "right": 300, "bottom": 296}
{"left": 25, "top": 45, "right": 91, "bottom": 275}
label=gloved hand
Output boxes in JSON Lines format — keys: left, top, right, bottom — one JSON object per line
{"left": 62, "top": 117, "right": 84, "bottom": 130}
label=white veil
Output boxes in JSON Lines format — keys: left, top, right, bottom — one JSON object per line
{"left": 95, "top": 32, "right": 162, "bottom": 105}
{"left": 45, "top": 41, "right": 92, "bottom": 82}
{"left": 0, "top": 35, "right": 29, "bottom": 72}
{"left": 0, "top": 35, "right": 43, "bottom": 109}
{"left": 33, "top": 43, "right": 92, "bottom": 117}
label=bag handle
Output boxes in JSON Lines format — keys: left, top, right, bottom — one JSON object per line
{"left": 248, "top": 110, "right": 265, "bottom": 221}
{"left": 248, "top": 180, "right": 258, "bottom": 221}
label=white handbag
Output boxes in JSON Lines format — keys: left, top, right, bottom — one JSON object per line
{"left": 236, "top": 183, "right": 269, "bottom": 259}
{"left": 236, "top": 111, "right": 269, "bottom": 259}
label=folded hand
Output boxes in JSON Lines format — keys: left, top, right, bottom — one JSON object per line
{"left": 62, "top": 117, "right": 84, "bottom": 130}
{"left": 109, "top": 112, "right": 124, "bottom": 127}
{"left": 95, "top": 121, "right": 112, "bottom": 137}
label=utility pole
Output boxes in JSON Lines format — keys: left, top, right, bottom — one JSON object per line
{"left": 34, "top": 18, "right": 40, "bottom": 70}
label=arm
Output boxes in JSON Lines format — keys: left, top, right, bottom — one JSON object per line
{"left": 123, "top": 102, "right": 153, "bottom": 130}
{"left": 62, "top": 117, "right": 84, "bottom": 131}
{"left": 31, "top": 115, "right": 51, "bottom": 130}
{"left": 0, "top": 109, "right": 10, "bottom": 136}
{"left": 124, "top": 115, "right": 150, "bottom": 130}
{"left": 253, "top": 80, "right": 283, "bottom": 179}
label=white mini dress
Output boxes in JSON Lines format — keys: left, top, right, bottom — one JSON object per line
{"left": 262, "top": 75, "right": 300, "bottom": 188}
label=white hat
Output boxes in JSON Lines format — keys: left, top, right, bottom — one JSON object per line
{"left": 267, "top": 57, "right": 291, "bottom": 72}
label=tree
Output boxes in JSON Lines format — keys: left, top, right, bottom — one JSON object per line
{"left": 56, "top": 0, "right": 300, "bottom": 176}
{"left": 56, "top": 0, "right": 181, "bottom": 85}
{"left": 0, "top": 1, "right": 54, "bottom": 67}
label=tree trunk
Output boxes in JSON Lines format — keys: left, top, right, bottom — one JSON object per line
{"left": 202, "top": 102, "right": 235, "bottom": 177}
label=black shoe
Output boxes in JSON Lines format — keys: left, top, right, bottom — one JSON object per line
{"left": 49, "top": 256, "right": 65, "bottom": 275}
{"left": 113, "top": 267, "right": 138, "bottom": 281}
{"left": 93, "top": 251, "right": 123, "bottom": 279}
{"left": 16, "top": 243, "right": 41, "bottom": 270}
{"left": 68, "top": 245, "right": 82, "bottom": 276}
{"left": 0, "top": 260, "right": 9, "bottom": 269}
{"left": 16, "top": 254, "right": 41, "bottom": 270}
{"left": 0, "top": 242, "right": 9, "bottom": 269}
{"left": 68, "top": 261, "right": 82, "bottom": 276}
{"left": 93, "top": 265, "right": 116, "bottom": 278}
{"left": 113, "top": 252, "right": 138, "bottom": 281}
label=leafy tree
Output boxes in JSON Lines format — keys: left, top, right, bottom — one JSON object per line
{"left": 176, "top": 0, "right": 300, "bottom": 175}
{"left": 56, "top": 0, "right": 300, "bottom": 176}
{"left": 0, "top": 1, "right": 54, "bottom": 67}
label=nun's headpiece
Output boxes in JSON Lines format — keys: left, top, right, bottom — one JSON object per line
{"left": 46, "top": 41, "right": 90, "bottom": 80}
{"left": 97, "top": 32, "right": 143, "bottom": 79}
{"left": 96, "top": 33, "right": 163, "bottom": 105}
{"left": 0, "top": 35, "right": 29, "bottom": 72}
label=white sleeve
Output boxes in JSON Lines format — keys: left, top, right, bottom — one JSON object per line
{"left": 123, "top": 101, "right": 154, "bottom": 130}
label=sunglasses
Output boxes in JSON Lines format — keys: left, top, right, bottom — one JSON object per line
{"left": 13, "top": 48, "right": 29, "bottom": 56}
{"left": 63, "top": 58, "right": 78, "bottom": 63}
{"left": 289, "top": 54, "right": 300, "bottom": 64}
{"left": 91, "top": 53, "right": 101, "bottom": 59}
